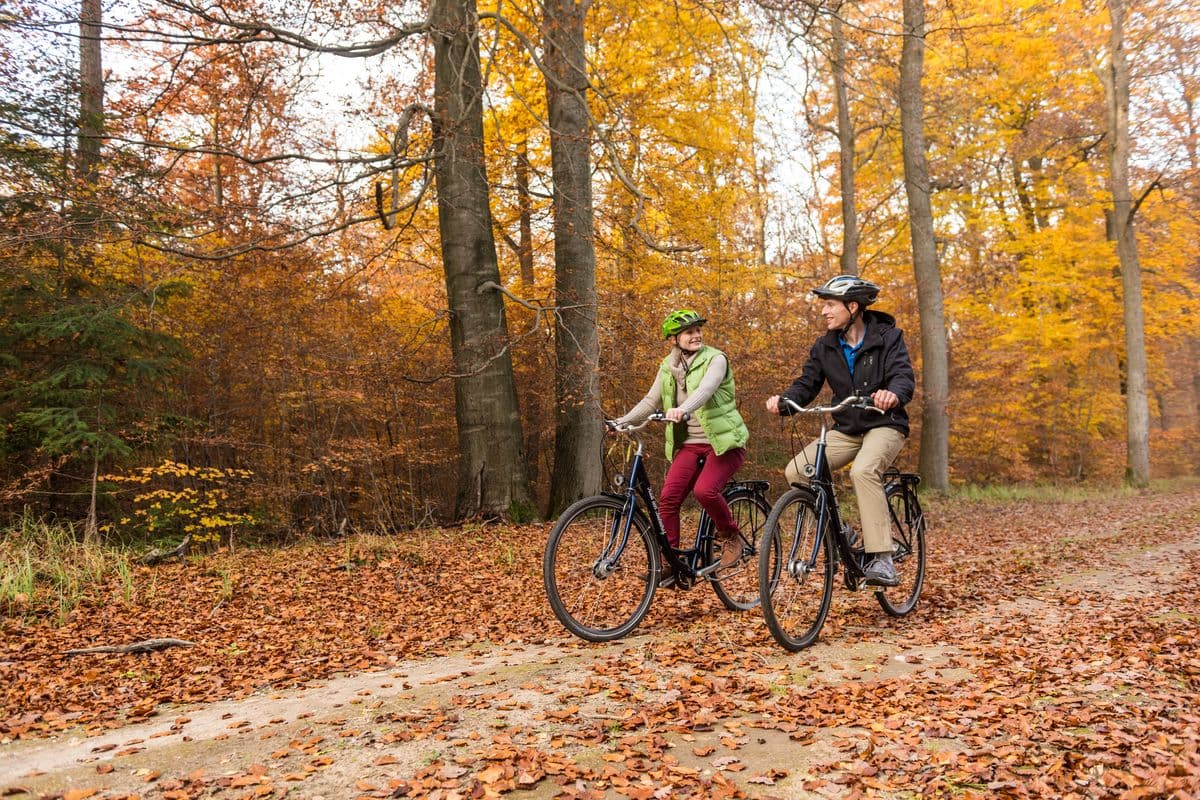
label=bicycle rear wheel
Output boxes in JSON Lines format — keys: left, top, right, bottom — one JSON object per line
{"left": 875, "top": 483, "right": 926, "bottom": 616}
{"left": 758, "top": 487, "right": 834, "bottom": 651}
{"left": 543, "top": 495, "right": 657, "bottom": 642}
{"left": 710, "top": 488, "right": 772, "bottom": 611}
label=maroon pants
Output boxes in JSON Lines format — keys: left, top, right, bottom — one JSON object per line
{"left": 659, "top": 443, "right": 747, "bottom": 548}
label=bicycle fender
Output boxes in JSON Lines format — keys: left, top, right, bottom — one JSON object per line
{"left": 723, "top": 480, "right": 769, "bottom": 497}
{"left": 599, "top": 491, "right": 652, "bottom": 529}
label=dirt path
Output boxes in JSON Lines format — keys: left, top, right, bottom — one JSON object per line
{"left": 3, "top": 486, "right": 1199, "bottom": 799}
{"left": 3, "top": 629, "right": 963, "bottom": 799}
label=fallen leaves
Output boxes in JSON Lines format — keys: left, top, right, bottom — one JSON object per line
{"left": 3, "top": 488, "right": 1200, "bottom": 798}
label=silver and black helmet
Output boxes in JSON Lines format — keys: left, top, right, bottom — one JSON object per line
{"left": 812, "top": 275, "right": 880, "bottom": 306}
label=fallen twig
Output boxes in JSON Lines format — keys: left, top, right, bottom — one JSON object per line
{"left": 64, "top": 638, "right": 196, "bottom": 656}
{"left": 140, "top": 536, "right": 192, "bottom": 565}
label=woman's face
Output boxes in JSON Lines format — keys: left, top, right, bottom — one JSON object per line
{"left": 672, "top": 325, "right": 704, "bottom": 353}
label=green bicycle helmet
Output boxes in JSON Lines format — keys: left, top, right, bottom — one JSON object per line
{"left": 661, "top": 309, "right": 706, "bottom": 339}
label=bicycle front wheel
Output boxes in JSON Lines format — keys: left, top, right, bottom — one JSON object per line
{"left": 708, "top": 488, "right": 773, "bottom": 611}
{"left": 875, "top": 483, "right": 926, "bottom": 616}
{"left": 543, "top": 495, "right": 657, "bottom": 642}
{"left": 758, "top": 487, "right": 834, "bottom": 651}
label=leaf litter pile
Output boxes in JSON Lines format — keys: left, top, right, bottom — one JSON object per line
{"left": 3, "top": 484, "right": 1199, "bottom": 799}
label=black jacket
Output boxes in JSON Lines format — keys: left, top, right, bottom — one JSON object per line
{"left": 780, "top": 310, "right": 916, "bottom": 436}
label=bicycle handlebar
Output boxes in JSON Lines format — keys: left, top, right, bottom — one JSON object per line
{"left": 607, "top": 410, "right": 690, "bottom": 433}
{"left": 781, "top": 394, "right": 884, "bottom": 416}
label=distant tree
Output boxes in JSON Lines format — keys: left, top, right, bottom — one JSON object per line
{"left": 0, "top": 275, "right": 187, "bottom": 543}
{"left": 1099, "top": 0, "right": 1150, "bottom": 486}
{"left": 829, "top": 9, "right": 859, "bottom": 275}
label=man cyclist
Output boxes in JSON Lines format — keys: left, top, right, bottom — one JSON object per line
{"left": 765, "top": 276, "right": 915, "bottom": 587}
{"left": 610, "top": 310, "right": 750, "bottom": 582}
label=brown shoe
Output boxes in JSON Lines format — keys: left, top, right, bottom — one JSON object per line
{"left": 715, "top": 529, "right": 744, "bottom": 570}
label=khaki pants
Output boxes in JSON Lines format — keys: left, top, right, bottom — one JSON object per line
{"left": 784, "top": 427, "right": 907, "bottom": 554}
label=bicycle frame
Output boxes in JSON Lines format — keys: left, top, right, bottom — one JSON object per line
{"left": 782, "top": 396, "right": 878, "bottom": 585}
{"left": 604, "top": 419, "right": 732, "bottom": 589}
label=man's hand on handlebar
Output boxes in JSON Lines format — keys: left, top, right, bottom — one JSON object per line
{"left": 766, "top": 393, "right": 886, "bottom": 416}
{"left": 871, "top": 389, "right": 899, "bottom": 411}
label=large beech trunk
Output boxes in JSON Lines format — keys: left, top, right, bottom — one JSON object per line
{"left": 430, "top": 0, "right": 534, "bottom": 519}
{"left": 899, "top": 0, "right": 950, "bottom": 491}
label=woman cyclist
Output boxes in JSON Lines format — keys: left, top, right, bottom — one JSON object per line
{"left": 610, "top": 310, "right": 750, "bottom": 582}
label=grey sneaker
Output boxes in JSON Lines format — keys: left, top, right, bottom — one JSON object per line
{"left": 863, "top": 556, "right": 899, "bottom": 587}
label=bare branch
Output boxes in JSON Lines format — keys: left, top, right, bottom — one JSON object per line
{"left": 153, "top": 0, "right": 429, "bottom": 57}
{"left": 1129, "top": 173, "right": 1166, "bottom": 221}
{"left": 376, "top": 103, "right": 436, "bottom": 230}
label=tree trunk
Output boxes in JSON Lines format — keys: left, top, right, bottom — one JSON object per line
{"left": 430, "top": 0, "right": 534, "bottom": 519}
{"left": 515, "top": 141, "right": 535, "bottom": 287}
{"left": 544, "top": 0, "right": 603, "bottom": 515}
{"left": 830, "top": 12, "right": 859, "bottom": 275}
{"left": 77, "top": 0, "right": 103, "bottom": 184}
{"left": 84, "top": 444, "right": 100, "bottom": 547}
{"left": 1101, "top": 0, "right": 1151, "bottom": 487}
{"left": 899, "top": 0, "right": 950, "bottom": 491}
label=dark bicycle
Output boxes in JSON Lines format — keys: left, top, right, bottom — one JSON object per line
{"left": 758, "top": 395, "right": 927, "bottom": 651}
{"left": 543, "top": 413, "right": 772, "bottom": 642}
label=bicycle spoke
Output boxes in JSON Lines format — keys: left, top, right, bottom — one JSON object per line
{"left": 544, "top": 497, "right": 655, "bottom": 641}
{"left": 711, "top": 490, "right": 772, "bottom": 611}
{"left": 759, "top": 488, "right": 833, "bottom": 651}
{"left": 876, "top": 484, "right": 926, "bottom": 617}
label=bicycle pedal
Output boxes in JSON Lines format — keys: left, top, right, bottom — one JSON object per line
{"left": 695, "top": 561, "right": 721, "bottom": 578}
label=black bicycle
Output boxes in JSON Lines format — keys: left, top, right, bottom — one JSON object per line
{"left": 543, "top": 413, "right": 772, "bottom": 642}
{"left": 758, "top": 395, "right": 927, "bottom": 651}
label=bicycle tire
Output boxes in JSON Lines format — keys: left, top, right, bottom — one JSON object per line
{"left": 709, "top": 488, "right": 773, "bottom": 611}
{"left": 875, "top": 482, "right": 926, "bottom": 616}
{"left": 758, "top": 487, "right": 835, "bottom": 651}
{"left": 543, "top": 495, "right": 658, "bottom": 642}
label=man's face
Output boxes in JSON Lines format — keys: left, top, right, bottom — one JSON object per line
{"left": 673, "top": 325, "right": 703, "bottom": 352}
{"left": 820, "top": 299, "right": 855, "bottom": 330}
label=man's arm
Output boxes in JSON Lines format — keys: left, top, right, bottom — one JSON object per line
{"left": 884, "top": 331, "right": 916, "bottom": 405}
{"left": 771, "top": 343, "right": 826, "bottom": 415}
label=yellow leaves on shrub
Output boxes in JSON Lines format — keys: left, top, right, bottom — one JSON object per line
{"left": 101, "top": 459, "right": 257, "bottom": 544}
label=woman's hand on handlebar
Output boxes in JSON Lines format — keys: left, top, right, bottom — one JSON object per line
{"left": 663, "top": 408, "right": 689, "bottom": 423}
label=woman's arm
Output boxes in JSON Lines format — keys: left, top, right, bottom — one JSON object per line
{"left": 613, "top": 371, "right": 664, "bottom": 425}
{"left": 672, "top": 354, "right": 728, "bottom": 416}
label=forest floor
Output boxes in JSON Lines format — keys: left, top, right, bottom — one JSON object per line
{"left": 2, "top": 483, "right": 1199, "bottom": 800}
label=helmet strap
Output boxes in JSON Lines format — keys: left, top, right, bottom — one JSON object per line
{"left": 840, "top": 301, "right": 865, "bottom": 338}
